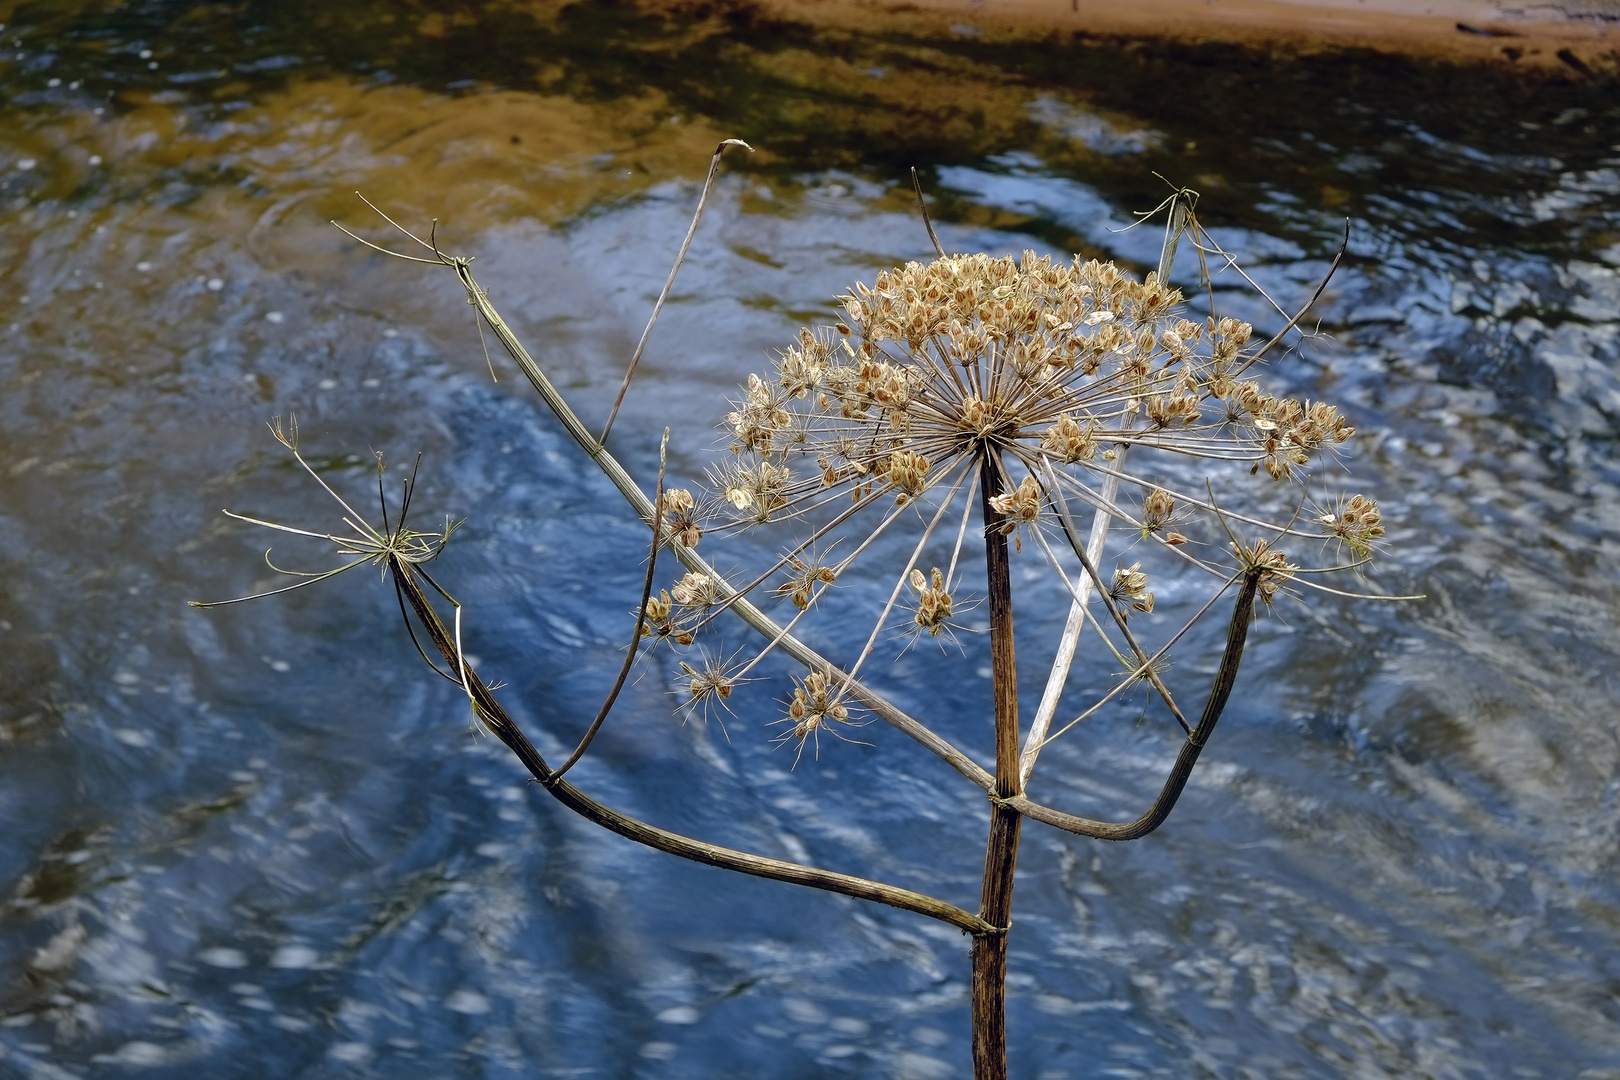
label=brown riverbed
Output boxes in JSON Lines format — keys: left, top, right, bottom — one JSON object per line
{"left": 752, "top": 0, "right": 1616, "bottom": 70}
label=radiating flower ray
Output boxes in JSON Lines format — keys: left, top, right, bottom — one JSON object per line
{"left": 824, "top": 459, "right": 974, "bottom": 708}
{"left": 1031, "top": 573, "right": 1242, "bottom": 755}
{"left": 771, "top": 671, "right": 873, "bottom": 767}
{"left": 679, "top": 486, "right": 916, "bottom": 639}
{"left": 189, "top": 419, "right": 481, "bottom": 721}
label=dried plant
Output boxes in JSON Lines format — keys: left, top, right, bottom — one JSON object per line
{"left": 195, "top": 147, "right": 1413, "bottom": 1079}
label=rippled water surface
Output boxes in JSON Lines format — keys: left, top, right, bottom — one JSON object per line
{"left": 2, "top": 3, "right": 1618, "bottom": 1077}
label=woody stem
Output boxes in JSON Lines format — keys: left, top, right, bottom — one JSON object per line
{"left": 972, "top": 448, "right": 1023, "bottom": 1080}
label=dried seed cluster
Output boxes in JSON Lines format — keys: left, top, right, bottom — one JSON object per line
{"left": 680, "top": 656, "right": 734, "bottom": 706}
{"left": 1320, "top": 493, "right": 1385, "bottom": 559}
{"left": 775, "top": 671, "right": 855, "bottom": 755}
{"left": 776, "top": 557, "right": 838, "bottom": 610}
{"left": 1253, "top": 548, "right": 1298, "bottom": 606}
{"left": 1140, "top": 488, "right": 1175, "bottom": 535}
{"left": 663, "top": 488, "right": 705, "bottom": 547}
{"left": 1109, "top": 561, "right": 1155, "bottom": 616}
{"left": 988, "top": 475, "right": 1042, "bottom": 541}
{"left": 653, "top": 250, "right": 1390, "bottom": 754}
{"left": 908, "top": 567, "right": 955, "bottom": 636}
{"left": 704, "top": 252, "right": 1365, "bottom": 541}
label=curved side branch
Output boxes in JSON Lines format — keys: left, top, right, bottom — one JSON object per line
{"left": 1004, "top": 570, "right": 1261, "bottom": 842}
{"left": 388, "top": 555, "right": 994, "bottom": 937}
{"left": 552, "top": 431, "right": 669, "bottom": 781}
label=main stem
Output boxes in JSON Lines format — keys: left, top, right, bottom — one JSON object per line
{"left": 973, "top": 450, "right": 1023, "bottom": 1080}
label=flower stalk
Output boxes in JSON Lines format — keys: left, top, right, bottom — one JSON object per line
{"left": 972, "top": 451, "right": 1024, "bottom": 1080}
{"left": 196, "top": 171, "right": 1414, "bottom": 1080}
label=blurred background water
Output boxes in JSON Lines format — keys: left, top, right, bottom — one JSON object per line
{"left": 1, "top": 2, "right": 1618, "bottom": 1077}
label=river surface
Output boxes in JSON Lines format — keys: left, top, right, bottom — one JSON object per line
{"left": 1, "top": 3, "right": 1618, "bottom": 1078}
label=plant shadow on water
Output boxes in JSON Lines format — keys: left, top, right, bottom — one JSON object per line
{"left": 0, "top": 1, "right": 1618, "bottom": 1077}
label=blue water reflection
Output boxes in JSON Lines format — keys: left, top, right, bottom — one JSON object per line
{"left": 2, "top": 5, "right": 1618, "bottom": 1078}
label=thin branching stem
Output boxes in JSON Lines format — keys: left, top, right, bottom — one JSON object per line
{"left": 730, "top": 577, "right": 835, "bottom": 682}
{"left": 683, "top": 490, "right": 898, "bottom": 638}
{"left": 833, "top": 460, "right": 973, "bottom": 704}
{"left": 1020, "top": 446, "right": 1132, "bottom": 781}
{"left": 1234, "top": 218, "right": 1350, "bottom": 375}
{"left": 945, "top": 470, "right": 980, "bottom": 593}
{"left": 1033, "top": 573, "right": 1238, "bottom": 755}
{"left": 602, "top": 140, "right": 754, "bottom": 445}
{"left": 1048, "top": 462, "right": 1318, "bottom": 551}
{"left": 911, "top": 167, "right": 947, "bottom": 258}
{"left": 552, "top": 431, "right": 671, "bottom": 780}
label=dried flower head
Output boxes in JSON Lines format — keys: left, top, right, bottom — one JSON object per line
{"left": 664, "top": 246, "right": 1391, "bottom": 755}
{"left": 1227, "top": 533, "right": 1300, "bottom": 608}
{"left": 709, "top": 250, "right": 1362, "bottom": 545}
{"left": 908, "top": 566, "right": 955, "bottom": 637}
{"left": 663, "top": 487, "right": 706, "bottom": 548}
{"left": 1109, "top": 561, "right": 1155, "bottom": 616}
{"left": 641, "top": 589, "right": 677, "bottom": 639}
{"left": 191, "top": 427, "right": 461, "bottom": 612}
{"left": 1317, "top": 493, "right": 1385, "bottom": 561}
{"left": 1254, "top": 548, "right": 1298, "bottom": 607}
{"left": 1139, "top": 488, "right": 1177, "bottom": 538}
{"left": 988, "top": 475, "right": 1042, "bottom": 546}
{"left": 775, "top": 554, "right": 839, "bottom": 610}
{"left": 670, "top": 571, "right": 719, "bottom": 611}
{"left": 773, "top": 671, "right": 865, "bottom": 764}
{"left": 674, "top": 650, "right": 751, "bottom": 728}
{"left": 1040, "top": 413, "right": 1097, "bottom": 464}
{"left": 712, "top": 459, "right": 792, "bottom": 524}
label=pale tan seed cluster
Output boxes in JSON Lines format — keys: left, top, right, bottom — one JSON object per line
{"left": 886, "top": 449, "right": 931, "bottom": 503}
{"left": 1253, "top": 548, "right": 1299, "bottom": 606}
{"left": 775, "top": 671, "right": 853, "bottom": 752}
{"left": 775, "top": 557, "right": 838, "bottom": 610}
{"left": 673, "top": 649, "right": 751, "bottom": 726}
{"left": 1109, "top": 562, "right": 1155, "bottom": 616}
{"left": 1320, "top": 493, "right": 1385, "bottom": 559}
{"left": 662, "top": 488, "right": 705, "bottom": 548}
{"left": 1039, "top": 413, "right": 1097, "bottom": 463}
{"left": 1140, "top": 488, "right": 1175, "bottom": 535}
{"left": 681, "top": 657, "right": 734, "bottom": 706}
{"left": 1234, "top": 391, "right": 1356, "bottom": 480}
{"left": 706, "top": 252, "right": 1369, "bottom": 535}
{"left": 661, "top": 250, "right": 1389, "bottom": 750}
{"left": 908, "top": 567, "right": 955, "bottom": 636}
{"left": 712, "top": 459, "right": 792, "bottom": 523}
{"left": 670, "top": 571, "right": 719, "bottom": 609}
{"left": 641, "top": 571, "right": 721, "bottom": 647}
{"left": 988, "top": 475, "right": 1043, "bottom": 549}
